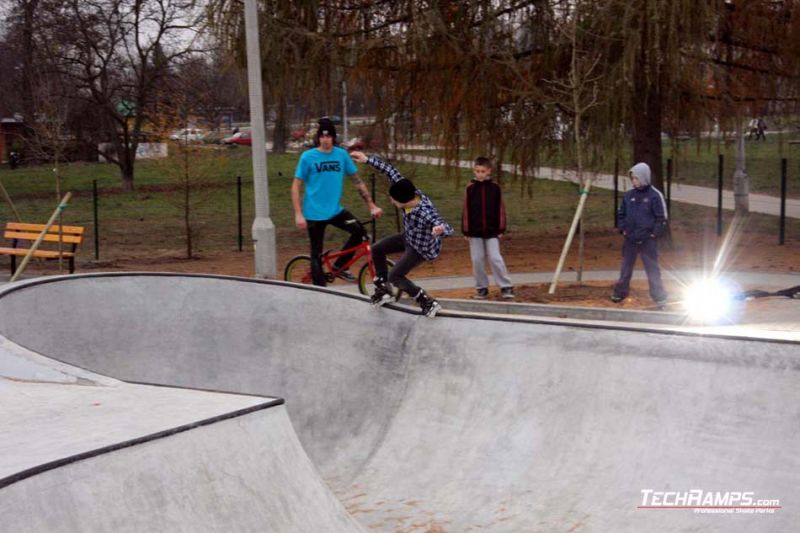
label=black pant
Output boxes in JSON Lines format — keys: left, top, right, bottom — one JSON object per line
{"left": 613, "top": 237, "right": 667, "bottom": 303}
{"left": 307, "top": 210, "right": 366, "bottom": 286}
{"left": 372, "top": 233, "right": 425, "bottom": 297}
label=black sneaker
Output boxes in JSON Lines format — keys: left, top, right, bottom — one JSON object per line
{"left": 472, "top": 288, "right": 489, "bottom": 300}
{"left": 654, "top": 299, "right": 668, "bottom": 310}
{"left": 370, "top": 277, "right": 393, "bottom": 307}
{"left": 500, "top": 287, "right": 515, "bottom": 299}
{"left": 416, "top": 290, "right": 442, "bottom": 318}
{"left": 610, "top": 295, "right": 624, "bottom": 303}
{"left": 335, "top": 269, "right": 357, "bottom": 283}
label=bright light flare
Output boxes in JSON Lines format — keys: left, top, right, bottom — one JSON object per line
{"left": 682, "top": 278, "right": 736, "bottom": 323}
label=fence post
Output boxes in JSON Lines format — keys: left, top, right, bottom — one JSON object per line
{"left": 93, "top": 180, "right": 100, "bottom": 260}
{"left": 237, "top": 176, "right": 243, "bottom": 252}
{"left": 666, "top": 158, "right": 672, "bottom": 213}
{"left": 613, "top": 157, "right": 619, "bottom": 228}
{"left": 717, "top": 154, "right": 723, "bottom": 237}
{"left": 780, "top": 158, "right": 787, "bottom": 245}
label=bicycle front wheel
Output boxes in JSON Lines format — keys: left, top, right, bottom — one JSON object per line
{"left": 284, "top": 255, "right": 313, "bottom": 285}
{"left": 358, "top": 259, "right": 396, "bottom": 296}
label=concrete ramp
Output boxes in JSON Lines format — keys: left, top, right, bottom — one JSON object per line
{"left": 0, "top": 326, "right": 363, "bottom": 532}
{"left": 1, "top": 273, "right": 798, "bottom": 532}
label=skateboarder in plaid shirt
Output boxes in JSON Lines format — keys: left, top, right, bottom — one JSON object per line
{"left": 350, "top": 151, "right": 453, "bottom": 317}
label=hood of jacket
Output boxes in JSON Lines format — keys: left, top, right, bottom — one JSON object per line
{"left": 629, "top": 162, "right": 651, "bottom": 187}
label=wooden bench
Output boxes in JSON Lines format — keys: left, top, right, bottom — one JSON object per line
{"left": 0, "top": 222, "right": 85, "bottom": 275}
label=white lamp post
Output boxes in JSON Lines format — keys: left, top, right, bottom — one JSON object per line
{"left": 244, "top": 0, "right": 276, "bottom": 278}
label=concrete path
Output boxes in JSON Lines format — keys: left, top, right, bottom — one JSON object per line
{"left": 398, "top": 153, "right": 800, "bottom": 218}
{"left": 376, "top": 269, "right": 800, "bottom": 292}
{"left": 1, "top": 273, "right": 797, "bottom": 532}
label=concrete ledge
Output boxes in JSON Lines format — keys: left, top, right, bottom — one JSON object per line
{"left": 439, "top": 298, "right": 686, "bottom": 325}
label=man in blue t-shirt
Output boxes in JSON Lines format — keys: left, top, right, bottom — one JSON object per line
{"left": 292, "top": 117, "right": 383, "bottom": 286}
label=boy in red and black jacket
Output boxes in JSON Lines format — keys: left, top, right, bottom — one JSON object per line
{"left": 461, "top": 157, "right": 514, "bottom": 299}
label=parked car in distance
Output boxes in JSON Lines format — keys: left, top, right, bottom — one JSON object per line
{"left": 290, "top": 128, "right": 307, "bottom": 141}
{"left": 222, "top": 129, "right": 252, "bottom": 146}
{"left": 201, "top": 130, "right": 226, "bottom": 144}
{"left": 169, "top": 128, "right": 206, "bottom": 142}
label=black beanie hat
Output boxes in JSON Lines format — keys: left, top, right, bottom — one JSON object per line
{"left": 316, "top": 118, "right": 336, "bottom": 140}
{"left": 389, "top": 179, "right": 417, "bottom": 203}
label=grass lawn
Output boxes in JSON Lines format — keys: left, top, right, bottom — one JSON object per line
{"left": 400, "top": 132, "right": 800, "bottom": 198}
{"left": 0, "top": 146, "right": 795, "bottom": 269}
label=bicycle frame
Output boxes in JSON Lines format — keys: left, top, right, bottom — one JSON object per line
{"left": 284, "top": 219, "right": 384, "bottom": 291}
{"left": 320, "top": 239, "right": 375, "bottom": 279}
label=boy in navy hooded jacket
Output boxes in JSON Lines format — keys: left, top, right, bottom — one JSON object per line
{"left": 612, "top": 162, "right": 668, "bottom": 307}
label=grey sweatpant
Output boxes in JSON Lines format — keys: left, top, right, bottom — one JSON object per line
{"left": 468, "top": 237, "right": 512, "bottom": 289}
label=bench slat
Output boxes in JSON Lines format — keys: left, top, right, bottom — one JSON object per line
{"left": 4, "top": 231, "right": 83, "bottom": 244}
{"left": 1, "top": 221, "right": 83, "bottom": 275}
{"left": 0, "top": 247, "right": 75, "bottom": 258}
{"left": 6, "top": 222, "right": 85, "bottom": 234}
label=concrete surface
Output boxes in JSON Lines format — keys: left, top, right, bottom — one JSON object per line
{"left": 1, "top": 402, "right": 363, "bottom": 533}
{"left": 1, "top": 273, "right": 798, "bottom": 532}
{"left": 0, "top": 324, "right": 363, "bottom": 532}
{"left": 336, "top": 269, "right": 800, "bottom": 331}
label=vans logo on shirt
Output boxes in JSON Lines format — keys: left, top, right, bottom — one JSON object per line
{"left": 314, "top": 161, "right": 341, "bottom": 173}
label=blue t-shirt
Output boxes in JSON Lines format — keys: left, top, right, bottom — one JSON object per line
{"left": 294, "top": 146, "right": 357, "bottom": 221}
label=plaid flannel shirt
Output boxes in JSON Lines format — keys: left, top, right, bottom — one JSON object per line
{"left": 367, "top": 155, "right": 453, "bottom": 260}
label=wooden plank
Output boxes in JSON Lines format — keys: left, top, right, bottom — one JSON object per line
{"left": 6, "top": 222, "right": 85, "bottom": 234}
{"left": 3, "top": 231, "right": 83, "bottom": 244}
{"left": 0, "top": 247, "right": 75, "bottom": 258}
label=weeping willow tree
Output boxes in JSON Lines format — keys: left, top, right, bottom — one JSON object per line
{"left": 707, "top": 0, "right": 800, "bottom": 213}
{"left": 587, "top": 0, "right": 800, "bottom": 191}
{"left": 348, "top": 1, "right": 559, "bottom": 178}
{"left": 209, "top": 1, "right": 558, "bottom": 171}
{"left": 209, "top": 1, "right": 354, "bottom": 153}
{"left": 208, "top": 0, "right": 800, "bottom": 189}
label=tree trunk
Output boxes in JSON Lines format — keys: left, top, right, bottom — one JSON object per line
{"left": 183, "top": 147, "right": 192, "bottom": 259}
{"left": 20, "top": 0, "right": 39, "bottom": 123}
{"left": 183, "top": 155, "right": 192, "bottom": 259}
{"left": 121, "top": 153, "right": 135, "bottom": 191}
{"left": 631, "top": 9, "right": 664, "bottom": 192}
{"left": 272, "top": 96, "right": 287, "bottom": 154}
{"left": 631, "top": 89, "right": 664, "bottom": 191}
{"left": 577, "top": 219, "right": 584, "bottom": 284}
{"left": 54, "top": 162, "right": 64, "bottom": 272}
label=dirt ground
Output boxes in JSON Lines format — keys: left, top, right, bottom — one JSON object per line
{"left": 27, "top": 225, "right": 792, "bottom": 311}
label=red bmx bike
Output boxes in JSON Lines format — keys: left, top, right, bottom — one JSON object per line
{"left": 283, "top": 220, "right": 394, "bottom": 295}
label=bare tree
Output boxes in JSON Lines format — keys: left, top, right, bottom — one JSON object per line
{"left": 209, "top": 0, "right": 800, "bottom": 195}
{"left": 545, "top": 0, "right": 604, "bottom": 292}
{"left": 42, "top": 0, "right": 204, "bottom": 190}
{"left": 709, "top": 1, "right": 800, "bottom": 214}
{"left": 210, "top": 0, "right": 343, "bottom": 153}
{"left": 151, "top": 55, "right": 233, "bottom": 259}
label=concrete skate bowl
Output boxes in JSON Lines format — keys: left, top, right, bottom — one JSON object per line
{"left": 1, "top": 273, "right": 798, "bottom": 532}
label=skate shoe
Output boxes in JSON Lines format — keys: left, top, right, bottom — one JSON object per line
{"left": 370, "top": 277, "right": 393, "bottom": 307}
{"left": 416, "top": 290, "right": 442, "bottom": 318}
